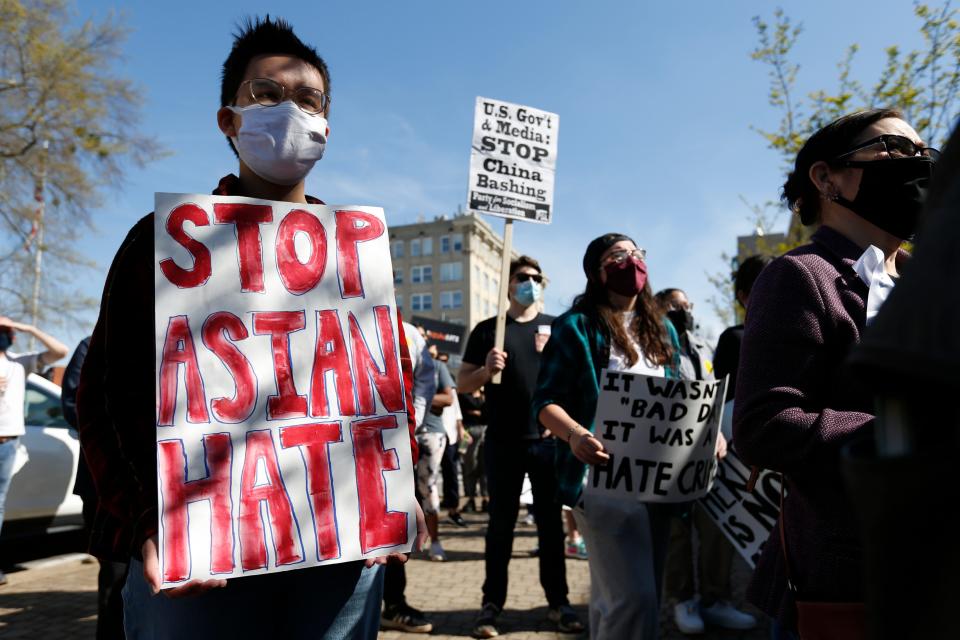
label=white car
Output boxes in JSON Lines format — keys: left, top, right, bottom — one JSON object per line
{"left": 1, "top": 373, "right": 84, "bottom": 539}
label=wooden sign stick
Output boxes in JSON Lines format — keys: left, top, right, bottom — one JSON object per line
{"left": 490, "top": 218, "right": 514, "bottom": 385}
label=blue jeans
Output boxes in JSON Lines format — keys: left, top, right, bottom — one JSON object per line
{"left": 0, "top": 436, "right": 20, "bottom": 537}
{"left": 123, "top": 560, "right": 384, "bottom": 639}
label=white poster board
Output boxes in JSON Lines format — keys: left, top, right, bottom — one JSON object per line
{"left": 468, "top": 97, "right": 558, "bottom": 224}
{"left": 698, "top": 449, "right": 783, "bottom": 569}
{"left": 585, "top": 371, "right": 726, "bottom": 503}
{"left": 154, "top": 193, "right": 416, "bottom": 588}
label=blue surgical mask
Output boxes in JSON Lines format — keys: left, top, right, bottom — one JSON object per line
{"left": 513, "top": 281, "right": 542, "bottom": 306}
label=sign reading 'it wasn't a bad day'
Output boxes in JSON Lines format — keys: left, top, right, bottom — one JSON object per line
{"left": 153, "top": 193, "right": 416, "bottom": 588}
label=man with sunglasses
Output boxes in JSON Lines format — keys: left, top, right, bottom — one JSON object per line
{"left": 77, "top": 17, "right": 423, "bottom": 640}
{"left": 459, "top": 256, "right": 584, "bottom": 637}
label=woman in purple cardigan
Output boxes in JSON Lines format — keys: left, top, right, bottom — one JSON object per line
{"left": 733, "top": 108, "right": 938, "bottom": 637}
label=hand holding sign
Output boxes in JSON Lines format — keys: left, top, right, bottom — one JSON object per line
{"left": 570, "top": 428, "right": 610, "bottom": 466}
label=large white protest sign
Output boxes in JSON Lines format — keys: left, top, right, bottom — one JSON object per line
{"left": 698, "top": 450, "right": 783, "bottom": 569}
{"left": 154, "top": 193, "right": 416, "bottom": 588}
{"left": 585, "top": 371, "right": 726, "bottom": 503}
{"left": 468, "top": 97, "right": 558, "bottom": 224}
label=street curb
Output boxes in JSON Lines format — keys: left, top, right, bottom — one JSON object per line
{"left": 15, "top": 553, "right": 94, "bottom": 572}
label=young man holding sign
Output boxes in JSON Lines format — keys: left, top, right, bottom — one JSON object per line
{"left": 459, "top": 256, "right": 583, "bottom": 637}
{"left": 77, "top": 18, "right": 423, "bottom": 639}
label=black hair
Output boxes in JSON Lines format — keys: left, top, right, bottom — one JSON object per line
{"left": 783, "top": 108, "right": 903, "bottom": 225}
{"left": 220, "top": 17, "right": 330, "bottom": 154}
{"left": 734, "top": 255, "right": 772, "bottom": 302}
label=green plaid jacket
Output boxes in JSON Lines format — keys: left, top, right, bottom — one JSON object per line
{"left": 531, "top": 309, "right": 681, "bottom": 507}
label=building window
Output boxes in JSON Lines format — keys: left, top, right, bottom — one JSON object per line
{"left": 412, "top": 265, "right": 432, "bottom": 283}
{"left": 483, "top": 272, "right": 490, "bottom": 292}
{"left": 440, "top": 262, "right": 463, "bottom": 282}
{"left": 474, "top": 265, "right": 481, "bottom": 283}
{"left": 393, "top": 269, "right": 403, "bottom": 284}
{"left": 390, "top": 241, "right": 404, "bottom": 258}
{"left": 441, "top": 290, "right": 463, "bottom": 309}
{"left": 452, "top": 233, "right": 464, "bottom": 251}
{"left": 412, "top": 293, "right": 432, "bottom": 311}
{"left": 473, "top": 293, "right": 481, "bottom": 309}
{"left": 421, "top": 237, "right": 433, "bottom": 256}
{"left": 395, "top": 294, "right": 403, "bottom": 310}
{"left": 410, "top": 238, "right": 421, "bottom": 257}
{"left": 440, "top": 236, "right": 451, "bottom": 254}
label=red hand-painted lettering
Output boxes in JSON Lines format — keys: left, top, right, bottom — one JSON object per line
{"left": 239, "top": 430, "right": 303, "bottom": 570}
{"left": 310, "top": 310, "right": 357, "bottom": 417}
{"left": 352, "top": 415, "right": 407, "bottom": 553}
{"left": 158, "top": 434, "right": 234, "bottom": 582}
{"left": 279, "top": 422, "right": 343, "bottom": 561}
{"left": 202, "top": 311, "right": 257, "bottom": 423}
{"left": 253, "top": 311, "right": 308, "bottom": 420}
{"left": 158, "top": 315, "right": 210, "bottom": 425}
{"left": 350, "top": 306, "right": 403, "bottom": 415}
{"left": 335, "top": 210, "right": 385, "bottom": 298}
{"left": 213, "top": 203, "right": 273, "bottom": 293}
{"left": 159, "top": 204, "right": 212, "bottom": 288}
{"left": 276, "top": 209, "right": 327, "bottom": 295}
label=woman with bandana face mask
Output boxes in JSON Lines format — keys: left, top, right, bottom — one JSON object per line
{"left": 733, "top": 109, "right": 938, "bottom": 640}
{"left": 532, "top": 233, "right": 710, "bottom": 639}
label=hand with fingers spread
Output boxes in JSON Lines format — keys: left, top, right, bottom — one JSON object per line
{"left": 141, "top": 536, "right": 227, "bottom": 598}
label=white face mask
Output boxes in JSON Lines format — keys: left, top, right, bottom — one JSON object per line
{"left": 228, "top": 101, "right": 328, "bottom": 186}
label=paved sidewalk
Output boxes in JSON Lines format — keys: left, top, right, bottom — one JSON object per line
{"left": 0, "top": 511, "right": 769, "bottom": 638}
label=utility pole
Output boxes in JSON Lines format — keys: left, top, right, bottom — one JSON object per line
{"left": 28, "top": 139, "right": 49, "bottom": 350}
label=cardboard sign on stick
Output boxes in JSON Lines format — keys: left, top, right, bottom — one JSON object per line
{"left": 585, "top": 371, "right": 726, "bottom": 503}
{"left": 698, "top": 450, "right": 783, "bottom": 569}
{"left": 154, "top": 193, "right": 416, "bottom": 588}
{"left": 468, "top": 97, "right": 558, "bottom": 224}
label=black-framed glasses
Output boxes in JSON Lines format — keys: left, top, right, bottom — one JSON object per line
{"left": 238, "top": 78, "right": 330, "bottom": 115}
{"left": 836, "top": 134, "right": 940, "bottom": 163}
{"left": 513, "top": 273, "right": 544, "bottom": 284}
{"left": 602, "top": 248, "right": 647, "bottom": 265}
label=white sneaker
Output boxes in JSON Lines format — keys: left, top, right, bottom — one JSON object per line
{"left": 700, "top": 600, "right": 757, "bottom": 630}
{"left": 673, "top": 599, "right": 704, "bottom": 634}
{"left": 429, "top": 541, "right": 447, "bottom": 562}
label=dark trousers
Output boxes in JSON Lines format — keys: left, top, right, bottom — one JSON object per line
{"left": 81, "top": 497, "right": 128, "bottom": 640}
{"left": 440, "top": 435, "right": 460, "bottom": 511}
{"left": 663, "top": 503, "right": 734, "bottom": 606}
{"left": 482, "top": 438, "right": 568, "bottom": 610}
{"left": 382, "top": 561, "right": 406, "bottom": 608}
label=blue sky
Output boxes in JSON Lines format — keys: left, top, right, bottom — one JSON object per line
{"left": 55, "top": 0, "right": 927, "bottom": 354}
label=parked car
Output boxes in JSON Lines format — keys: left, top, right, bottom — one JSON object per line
{"left": 0, "top": 373, "right": 84, "bottom": 539}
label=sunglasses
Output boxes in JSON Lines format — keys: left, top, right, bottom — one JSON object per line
{"left": 835, "top": 134, "right": 941, "bottom": 163}
{"left": 513, "top": 273, "right": 544, "bottom": 284}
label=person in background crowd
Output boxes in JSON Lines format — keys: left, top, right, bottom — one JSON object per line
{"left": 459, "top": 256, "right": 583, "bottom": 637}
{"left": 563, "top": 509, "right": 587, "bottom": 560}
{"left": 433, "top": 348, "right": 467, "bottom": 528}
{"left": 655, "top": 289, "right": 714, "bottom": 381}
{"left": 657, "top": 290, "right": 755, "bottom": 634}
{"left": 734, "top": 108, "right": 937, "bottom": 639}
{"left": 714, "top": 255, "right": 773, "bottom": 406}
{"left": 418, "top": 345, "right": 456, "bottom": 562}
{"left": 381, "top": 322, "right": 436, "bottom": 634}
{"left": 76, "top": 18, "right": 425, "bottom": 639}
{"left": 534, "top": 234, "right": 697, "bottom": 639}
{"left": 458, "top": 388, "right": 487, "bottom": 513}
{"left": 63, "top": 336, "right": 130, "bottom": 639}
{"left": 0, "top": 316, "right": 67, "bottom": 587}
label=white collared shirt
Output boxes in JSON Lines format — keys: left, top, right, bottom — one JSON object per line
{"left": 853, "top": 245, "right": 897, "bottom": 326}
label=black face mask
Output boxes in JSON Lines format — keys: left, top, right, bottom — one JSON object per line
{"left": 667, "top": 309, "right": 694, "bottom": 334}
{"left": 834, "top": 156, "right": 934, "bottom": 241}
{"left": 0, "top": 330, "right": 11, "bottom": 352}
